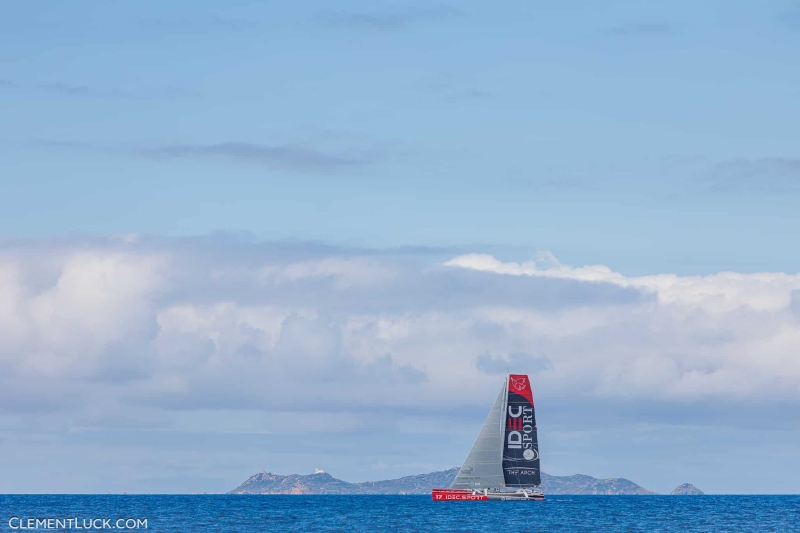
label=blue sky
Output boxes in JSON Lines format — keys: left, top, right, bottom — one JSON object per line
{"left": 1, "top": 1, "right": 800, "bottom": 494}
{"left": 3, "top": 0, "right": 800, "bottom": 275}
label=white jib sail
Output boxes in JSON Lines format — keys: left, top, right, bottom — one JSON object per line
{"left": 450, "top": 379, "right": 507, "bottom": 489}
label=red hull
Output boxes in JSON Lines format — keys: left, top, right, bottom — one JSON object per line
{"left": 432, "top": 489, "right": 488, "bottom": 501}
{"left": 432, "top": 489, "right": 544, "bottom": 501}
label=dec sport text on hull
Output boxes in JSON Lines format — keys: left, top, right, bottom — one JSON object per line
{"left": 432, "top": 489, "right": 544, "bottom": 501}
{"left": 432, "top": 374, "right": 545, "bottom": 502}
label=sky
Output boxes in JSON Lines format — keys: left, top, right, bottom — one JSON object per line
{"left": 0, "top": 0, "right": 799, "bottom": 495}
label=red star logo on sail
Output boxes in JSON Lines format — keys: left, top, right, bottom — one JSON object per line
{"left": 508, "top": 374, "right": 534, "bottom": 405}
{"left": 509, "top": 376, "right": 527, "bottom": 391}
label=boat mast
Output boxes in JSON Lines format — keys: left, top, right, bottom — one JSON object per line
{"left": 499, "top": 373, "right": 509, "bottom": 489}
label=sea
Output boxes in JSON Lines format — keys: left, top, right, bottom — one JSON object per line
{"left": 1, "top": 495, "right": 798, "bottom": 532}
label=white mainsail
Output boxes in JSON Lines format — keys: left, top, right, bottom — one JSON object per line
{"left": 450, "top": 379, "right": 507, "bottom": 489}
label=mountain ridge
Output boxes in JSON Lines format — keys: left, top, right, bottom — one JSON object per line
{"left": 229, "top": 468, "right": 660, "bottom": 495}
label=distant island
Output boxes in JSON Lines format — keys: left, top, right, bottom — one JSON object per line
{"left": 229, "top": 468, "right": 702, "bottom": 495}
{"left": 670, "top": 483, "right": 704, "bottom": 495}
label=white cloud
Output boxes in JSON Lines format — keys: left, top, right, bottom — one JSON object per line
{"left": 444, "top": 253, "right": 800, "bottom": 404}
{"left": 0, "top": 238, "right": 798, "bottom": 429}
{"left": 0, "top": 250, "right": 164, "bottom": 379}
{"left": 445, "top": 253, "right": 800, "bottom": 313}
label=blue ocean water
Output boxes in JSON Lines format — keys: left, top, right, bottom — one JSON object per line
{"left": 1, "top": 495, "right": 798, "bottom": 532}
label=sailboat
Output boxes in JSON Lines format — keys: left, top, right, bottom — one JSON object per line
{"left": 432, "top": 373, "right": 544, "bottom": 501}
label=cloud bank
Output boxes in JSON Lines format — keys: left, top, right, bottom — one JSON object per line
{"left": 0, "top": 237, "right": 798, "bottom": 430}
